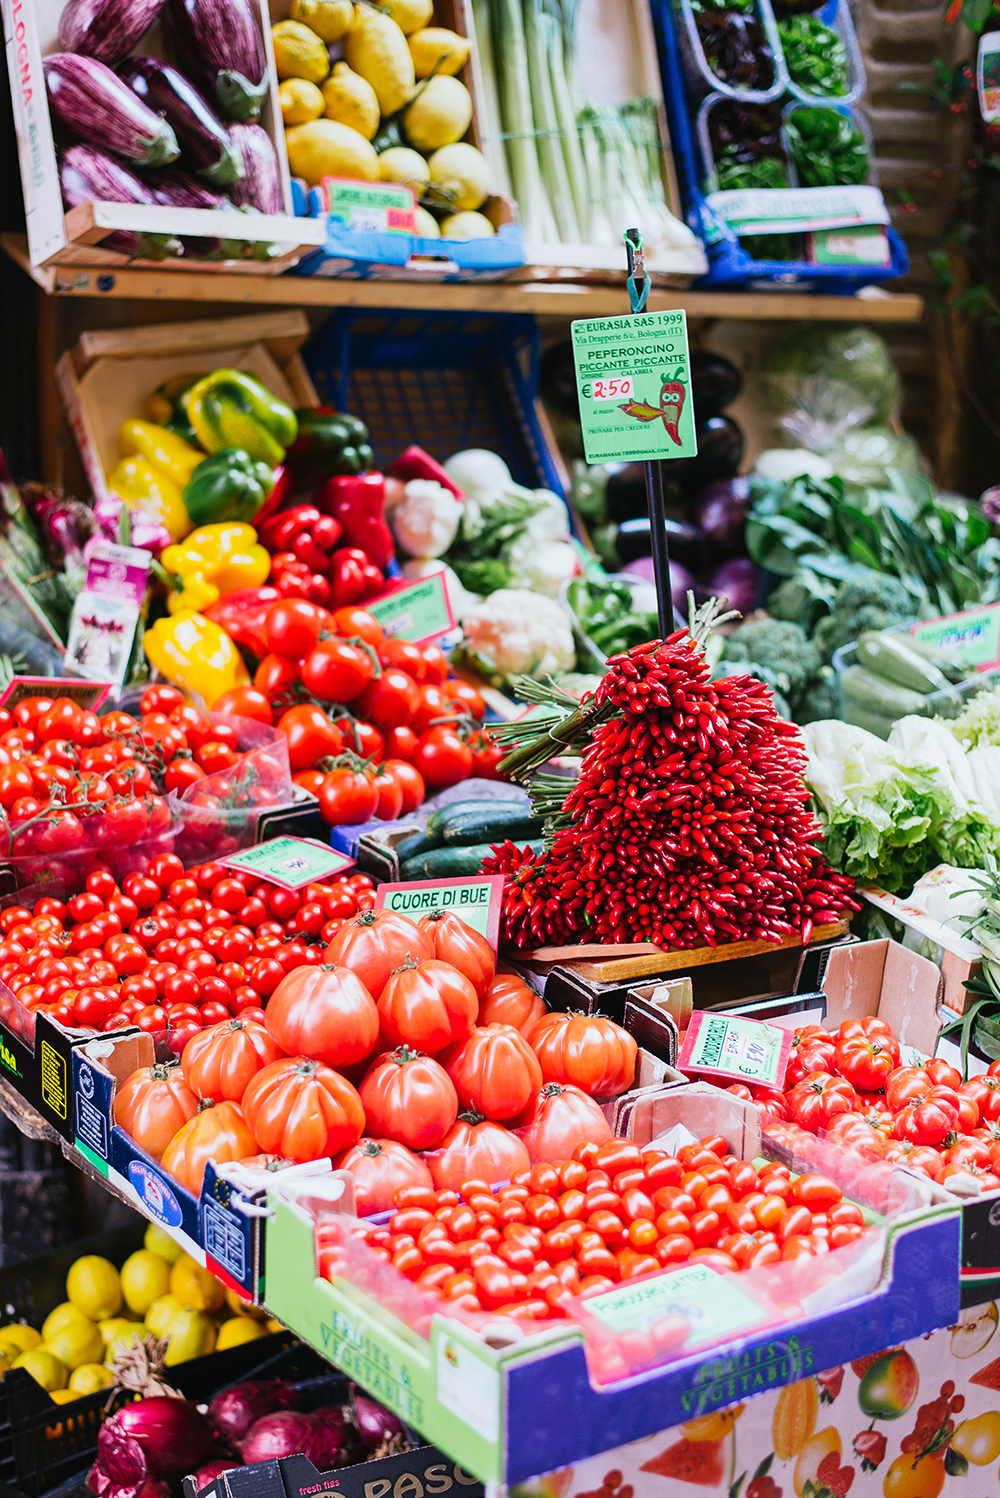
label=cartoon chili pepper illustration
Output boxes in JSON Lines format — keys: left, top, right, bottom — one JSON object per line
{"left": 619, "top": 368, "right": 687, "bottom": 447}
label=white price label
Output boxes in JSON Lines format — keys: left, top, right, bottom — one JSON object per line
{"left": 583, "top": 376, "right": 633, "bottom": 402}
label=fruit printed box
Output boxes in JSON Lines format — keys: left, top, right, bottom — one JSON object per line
{"left": 506, "top": 1298, "right": 1000, "bottom": 1498}
{"left": 262, "top": 1092, "right": 960, "bottom": 1486}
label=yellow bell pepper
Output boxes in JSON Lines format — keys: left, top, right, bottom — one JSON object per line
{"left": 119, "top": 420, "right": 203, "bottom": 489}
{"left": 143, "top": 611, "right": 249, "bottom": 708}
{"left": 106, "top": 457, "right": 192, "bottom": 543}
{"left": 162, "top": 522, "right": 270, "bottom": 614}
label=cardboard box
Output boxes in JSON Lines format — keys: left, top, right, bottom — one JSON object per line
{"left": 262, "top": 1098, "right": 960, "bottom": 1485}
{"left": 56, "top": 310, "right": 318, "bottom": 513}
{"left": 1, "top": 0, "right": 325, "bottom": 270}
{"left": 863, "top": 883, "right": 981, "bottom": 1015}
{"left": 182, "top": 1437, "right": 484, "bottom": 1498}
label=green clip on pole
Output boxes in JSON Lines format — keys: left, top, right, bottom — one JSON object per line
{"left": 625, "top": 228, "right": 671, "bottom": 637}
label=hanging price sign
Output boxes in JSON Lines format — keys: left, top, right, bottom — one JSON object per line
{"left": 570, "top": 308, "right": 697, "bottom": 465}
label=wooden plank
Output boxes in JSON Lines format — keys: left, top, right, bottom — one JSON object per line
{"left": 1, "top": 235, "right": 925, "bottom": 322}
{"left": 517, "top": 921, "right": 850, "bottom": 981}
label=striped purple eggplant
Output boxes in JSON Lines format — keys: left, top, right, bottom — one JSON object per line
{"left": 146, "top": 165, "right": 229, "bottom": 256}
{"left": 58, "top": 144, "right": 182, "bottom": 260}
{"left": 57, "top": 0, "right": 168, "bottom": 66}
{"left": 43, "top": 53, "right": 179, "bottom": 167}
{"left": 165, "top": 0, "right": 268, "bottom": 122}
{"left": 226, "top": 122, "right": 282, "bottom": 214}
{"left": 117, "top": 56, "right": 243, "bottom": 186}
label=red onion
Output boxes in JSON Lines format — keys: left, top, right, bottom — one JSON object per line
{"left": 194, "top": 1460, "right": 242, "bottom": 1488}
{"left": 307, "top": 1408, "right": 358, "bottom": 1470}
{"left": 351, "top": 1390, "right": 406, "bottom": 1451}
{"left": 690, "top": 476, "right": 751, "bottom": 558}
{"left": 115, "top": 1398, "right": 217, "bottom": 1475}
{"left": 705, "top": 557, "right": 762, "bottom": 616}
{"left": 89, "top": 1422, "right": 147, "bottom": 1498}
{"left": 240, "top": 1412, "right": 333, "bottom": 1466}
{"left": 208, "top": 1381, "right": 302, "bottom": 1444}
{"left": 618, "top": 557, "right": 697, "bottom": 613}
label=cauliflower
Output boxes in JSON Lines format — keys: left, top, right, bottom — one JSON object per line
{"left": 401, "top": 557, "right": 482, "bottom": 621}
{"left": 443, "top": 449, "right": 511, "bottom": 502}
{"left": 391, "top": 480, "right": 462, "bottom": 559}
{"left": 506, "top": 534, "right": 578, "bottom": 597}
{"left": 461, "top": 588, "right": 575, "bottom": 682}
{"left": 524, "top": 489, "right": 571, "bottom": 543}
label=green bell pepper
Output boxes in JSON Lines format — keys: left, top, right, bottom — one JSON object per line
{"left": 183, "top": 369, "right": 299, "bottom": 465}
{"left": 182, "top": 448, "right": 275, "bottom": 527}
{"left": 285, "top": 408, "right": 374, "bottom": 480}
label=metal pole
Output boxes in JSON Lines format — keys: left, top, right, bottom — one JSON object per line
{"left": 624, "top": 228, "right": 672, "bottom": 639}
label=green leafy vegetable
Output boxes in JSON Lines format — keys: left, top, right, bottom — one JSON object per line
{"left": 777, "top": 15, "right": 849, "bottom": 97}
{"left": 716, "top": 156, "right": 788, "bottom": 191}
{"left": 786, "top": 107, "right": 869, "bottom": 185}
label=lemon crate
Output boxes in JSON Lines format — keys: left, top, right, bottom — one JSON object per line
{"left": 0, "top": 1224, "right": 296, "bottom": 1497}
{"left": 304, "top": 309, "right": 566, "bottom": 498}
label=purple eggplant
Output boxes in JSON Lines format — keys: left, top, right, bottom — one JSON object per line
{"left": 117, "top": 56, "right": 242, "bottom": 186}
{"left": 227, "top": 123, "right": 282, "bottom": 214}
{"left": 57, "top": 0, "right": 168, "bottom": 66}
{"left": 146, "top": 165, "right": 228, "bottom": 256}
{"left": 58, "top": 144, "right": 182, "bottom": 260}
{"left": 165, "top": 0, "right": 267, "bottom": 122}
{"left": 44, "top": 54, "right": 179, "bottom": 167}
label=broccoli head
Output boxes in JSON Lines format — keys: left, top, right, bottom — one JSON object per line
{"left": 813, "top": 572, "right": 915, "bottom": 662}
{"left": 722, "top": 617, "right": 821, "bottom": 697}
{"left": 452, "top": 557, "right": 511, "bottom": 595}
{"left": 793, "top": 666, "right": 841, "bottom": 725}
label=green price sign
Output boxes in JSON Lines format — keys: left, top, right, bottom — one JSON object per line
{"left": 570, "top": 309, "right": 697, "bottom": 465}
{"left": 367, "top": 573, "right": 455, "bottom": 643}
{"left": 222, "top": 837, "right": 354, "bottom": 889}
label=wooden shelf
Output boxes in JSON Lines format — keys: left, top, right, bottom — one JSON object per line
{"left": 3, "top": 234, "right": 924, "bottom": 323}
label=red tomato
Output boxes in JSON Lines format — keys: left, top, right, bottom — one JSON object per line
{"left": 383, "top": 725, "right": 418, "bottom": 761}
{"left": 785, "top": 1072, "right": 857, "bottom": 1131}
{"left": 317, "top": 766, "right": 378, "bottom": 826}
{"left": 358, "top": 1048, "right": 458, "bottom": 1151}
{"left": 352, "top": 670, "right": 419, "bottom": 730}
{"left": 301, "top": 639, "right": 374, "bottom": 704}
{"left": 334, "top": 1137, "right": 432, "bottom": 1216}
{"left": 834, "top": 1032, "right": 897, "bottom": 1092}
{"left": 378, "top": 958, "right": 479, "bottom": 1055}
{"left": 265, "top": 963, "right": 379, "bottom": 1069}
{"left": 264, "top": 599, "right": 328, "bottom": 661}
{"left": 255, "top": 653, "right": 301, "bottom": 700}
{"left": 333, "top": 607, "right": 383, "bottom": 646}
{"left": 379, "top": 639, "right": 424, "bottom": 676}
{"left": 892, "top": 1097, "right": 957, "bottom": 1145}
{"left": 411, "top": 685, "right": 456, "bottom": 736}
{"left": 885, "top": 1066, "right": 932, "bottom": 1112}
{"left": 140, "top": 685, "right": 185, "bottom": 715}
{"left": 962, "top": 1074, "right": 1000, "bottom": 1122}
{"left": 411, "top": 726, "right": 473, "bottom": 791}
{"left": 384, "top": 758, "right": 424, "bottom": 815}
{"left": 835, "top": 1016, "right": 899, "bottom": 1066}
{"left": 213, "top": 686, "right": 274, "bottom": 726}
{"left": 447, "top": 681, "right": 485, "bottom": 720}
{"left": 416, "top": 645, "right": 449, "bottom": 685}
{"left": 326, "top": 909, "right": 433, "bottom": 999}
{"left": 372, "top": 770, "right": 403, "bottom": 821}
{"left": 195, "top": 741, "right": 240, "bottom": 774}
{"left": 277, "top": 704, "right": 343, "bottom": 772}
{"left": 468, "top": 729, "right": 504, "bottom": 780}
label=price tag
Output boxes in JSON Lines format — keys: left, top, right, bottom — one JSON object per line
{"left": 583, "top": 1263, "right": 767, "bottom": 1347}
{"left": 366, "top": 573, "right": 455, "bottom": 643}
{"left": 570, "top": 309, "right": 697, "bottom": 465}
{"left": 320, "top": 177, "right": 418, "bottom": 234}
{"left": 222, "top": 837, "right": 354, "bottom": 890}
{"left": 909, "top": 603, "right": 1000, "bottom": 671}
{"left": 375, "top": 875, "right": 505, "bottom": 950}
{"left": 0, "top": 676, "right": 113, "bottom": 711}
{"left": 677, "top": 1011, "right": 791, "bottom": 1090}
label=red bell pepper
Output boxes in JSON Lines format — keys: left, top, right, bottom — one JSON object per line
{"left": 203, "top": 587, "right": 280, "bottom": 660}
{"left": 390, "top": 444, "right": 465, "bottom": 502}
{"left": 268, "top": 552, "right": 331, "bottom": 606}
{"left": 251, "top": 464, "right": 292, "bottom": 531}
{"left": 328, "top": 547, "right": 384, "bottom": 609}
{"left": 316, "top": 472, "right": 395, "bottom": 572}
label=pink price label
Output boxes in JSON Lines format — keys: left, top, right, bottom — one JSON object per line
{"left": 0, "top": 677, "right": 113, "bottom": 711}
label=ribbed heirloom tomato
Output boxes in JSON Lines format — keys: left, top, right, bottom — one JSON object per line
{"left": 424, "top": 1112, "right": 531, "bottom": 1190}
{"left": 160, "top": 1099, "right": 256, "bottom": 1195}
{"left": 181, "top": 1017, "right": 283, "bottom": 1103}
{"left": 333, "top": 1138, "right": 433, "bottom": 1215}
{"left": 785, "top": 1072, "right": 857, "bottom": 1130}
{"left": 358, "top": 1046, "right": 458, "bottom": 1151}
{"left": 377, "top": 957, "right": 478, "bottom": 1054}
{"left": 440, "top": 1023, "right": 543, "bottom": 1121}
{"left": 417, "top": 909, "right": 496, "bottom": 1000}
{"left": 833, "top": 1031, "right": 897, "bottom": 1092}
{"left": 112, "top": 1062, "right": 198, "bottom": 1162}
{"left": 325, "top": 909, "right": 433, "bottom": 1000}
{"left": 528, "top": 1012, "right": 637, "bottom": 1098}
{"left": 513, "top": 1081, "right": 612, "bottom": 1162}
{"left": 265, "top": 963, "right": 378, "bottom": 1069}
{"left": 478, "top": 973, "right": 547, "bottom": 1036}
{"left": 242, "top": 1057, "right": 364, "bottom": 1162}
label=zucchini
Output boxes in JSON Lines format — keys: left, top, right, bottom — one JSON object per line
{"left": 899, "top": 632, "right": 968, "bottom": 684}
{"left": 425, "top": 800, "right": 544, "bottom": 848}
{"left": 400, "top": 839, "right": 546, "bottom": 881}
{"left": 393, "top": 830, "right": 437, "bottom": 863}
{"left": 856, "top": 632, "right": 948, "bottom": 695}
{"left": 839, "top": 665, "right": 929, "bottom": 719}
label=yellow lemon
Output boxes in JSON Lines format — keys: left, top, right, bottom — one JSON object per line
{"left": 285, "top": 119, "right": 379, "bottom": 185}
{"left": 169, "top": 1255, "right": 225, "bottom": 1314}
{"left": 48, "top": 1388, "right": 80, "bottom": 1405}
{"left": 322, "top": 62, "right": 380, "bottom": 140}
{"left": 414, "top": 206, "right": 441, "bottom": 237}
{"left": 144, "top": 1294, "right": 184, "bottom": 1339}
{"left": 280, "top": 77, "right": 325, "bottom": 126}
{"left": 0, "top": 1324, "right": 41, "bottom": 1352}
{"left": 344, "top": 9, "right": 414, "bottom": 116}
{"left": 379, "top": 145, "right": 429, "bottom": 192}
{"left": 143, "top": 1224, "right": 182, "bottom": 1265}
{"left": 272, "top": 20, "right": 331, "bottom": 84}
{"left": 216, "top": 1317, "right": 269, "bottom": 1351}
{"left": 104, "top": 1327, "right": 147, "bottom": 1364}
{"left": 289, "top": 0, "right": 354, "bottom": 42}
{"left": 441, "top": 211, "right": 494, "bottom": 238}
{"left": 403, "top": 75, "right": 472, "bottom": 153}
{"left": 12, "top": 1349, "right": 67, "bottom": 1392}
{"left": 98, "top": 1316, "right": 138, "bottom": 1348}
{"left": 164, "top": 1309, "right": 215, "bottom": 1366}
{"left": 224, "top": 1288, "right": 267, "bottom": 1319}
{"left": 265, "top": 1317, "right": 286, "bottom": 1334}
{"left": 428, "top": 142, "right": 490, "bottom": 211}
{"left": 408, "top": 28, "right": 471, "bottom": 79}
{"left": 382, "top": 0, "right": 432, "bottom": 33}
{"left": 43, "top": 1320, "right": 105, "bottom": 1372}
{"left": 41, "top": 1303, "right": 91, "bottom": 1344}
{"left": 69, "top": 1363, "right": 115, "bottom": 1395}
{"left": 67, "top": 1257, "right": 122, "bottom": 1321}
{"left": 120, "top": 1251, "right": 172, "bottom": 1317}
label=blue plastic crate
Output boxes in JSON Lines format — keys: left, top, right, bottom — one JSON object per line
{"left": 304, "top": 310, "right": 565, "bottom": 497}
{"left": 648, "top": 0, "right": 909, "bottom": 290}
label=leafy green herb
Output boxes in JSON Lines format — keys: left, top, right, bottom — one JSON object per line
{"left": 716, "top": 155, "right": 788, "bottom": 191}
{"left": 778, "top": 16, "right": 849, "bottom": 97}
{"left": 786, "top": 107, "right": 868, "bottom": 186}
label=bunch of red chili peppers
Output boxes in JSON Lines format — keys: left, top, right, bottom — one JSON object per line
{"left": 485, "top": 624, "right": 859, "bottom": 950}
